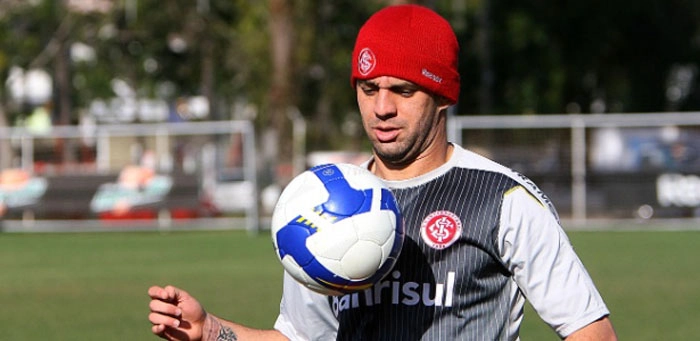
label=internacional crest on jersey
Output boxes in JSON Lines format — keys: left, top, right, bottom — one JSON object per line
{"left": 420, "top": 210, "right": 462, "bottom": 249}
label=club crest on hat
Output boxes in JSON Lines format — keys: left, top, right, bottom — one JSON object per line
{"left": 420, "top": 210, "right": 462, "bottom": 250}
{"left": 357, "top": 48, "right": 376, "bottom": 76}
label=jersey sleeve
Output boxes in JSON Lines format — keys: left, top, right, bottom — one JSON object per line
{"left": 497, "top": 186, "right": 610, "bottom": 338}
{"left": 273, "top": 271, "right": 338, "bottom": 340}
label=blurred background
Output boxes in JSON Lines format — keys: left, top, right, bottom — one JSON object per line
{"left": 2, "top": 0, "right": 700, "bottom": 231}
{"left": 2, "top": 1, "right": 700, "bottom": 340}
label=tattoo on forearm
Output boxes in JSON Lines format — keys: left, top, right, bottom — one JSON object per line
{"left": 204, "top": 314, "right": 238, "bottom": 341}
{"left": 217, "top": 326, "right": 238, "bottom": 341}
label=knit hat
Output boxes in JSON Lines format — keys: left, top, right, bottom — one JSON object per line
{"left": 351, "top": 5, "right": 460, "bottom": 104}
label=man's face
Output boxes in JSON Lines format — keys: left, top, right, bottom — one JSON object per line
{"left": 356, "top": 76, "right": 448, "bottom": 167}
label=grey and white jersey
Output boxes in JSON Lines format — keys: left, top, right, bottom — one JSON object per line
{"left": 274, "top": 144, "right": 610, "bottom": 340}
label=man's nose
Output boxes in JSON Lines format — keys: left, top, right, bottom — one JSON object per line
{"left": 374, "top": 90, "right": 397, "bottom": 117}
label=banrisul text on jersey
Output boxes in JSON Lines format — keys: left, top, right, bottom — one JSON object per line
{"left": 331, "top": 270, "right": 456, "bottom": 316}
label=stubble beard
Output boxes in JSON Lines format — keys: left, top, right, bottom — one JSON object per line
{"left": 372, "top": 135, "right": 422, "bottom": 167}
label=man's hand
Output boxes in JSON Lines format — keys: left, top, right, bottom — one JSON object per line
{"left": 148, "top": 285, "right": 207, "bottom": 341}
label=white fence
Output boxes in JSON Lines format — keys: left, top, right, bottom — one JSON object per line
{"left": 0, "top": 120, "right": 259, "bottom": 233}
{"left": 448, "top": 112, "right": 700, "bottom": 221}
{"left": 3, "top": 112, "right": 700, "bottom": 232}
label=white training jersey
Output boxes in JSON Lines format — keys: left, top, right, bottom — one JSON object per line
{"left": 273, "top": 144, "right": 609, "bottom": 340}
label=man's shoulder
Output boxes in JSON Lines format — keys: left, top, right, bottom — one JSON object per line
{"left": 451, "top": 144, "right": 519, "bottom": 179}
{"left": 452, "top": 144, "right": 559, "bottom": 218}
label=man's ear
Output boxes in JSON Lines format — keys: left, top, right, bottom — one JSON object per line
{"left": 437, "top": 96, "right": 452, "bottom": 113}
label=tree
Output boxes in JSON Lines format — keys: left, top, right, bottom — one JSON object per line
{"left": 0, "top": 1, "right": 63, "bottom": 167}
{"left": 2, "top": 0, "right": 700, "bottom": 174}
{"left": 486, "top": 0, "right": 700, "bottom": 114}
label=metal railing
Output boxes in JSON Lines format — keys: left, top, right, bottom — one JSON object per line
{"left": 0, "top": 120, "right": 260, "bottom": 233}
{"left": 447, "top": 112, "right": 700, "bottom": 221}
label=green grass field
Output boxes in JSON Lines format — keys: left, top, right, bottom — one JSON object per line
{"left": 1, "top": 227, "right": 698, "bottom": 340}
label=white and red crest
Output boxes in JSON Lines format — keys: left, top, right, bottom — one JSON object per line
{"left": 420, "top": 210, "right": 462, "bottom": 250}
{"left": 357, "top": 48, "right": 376, "bottom": 76}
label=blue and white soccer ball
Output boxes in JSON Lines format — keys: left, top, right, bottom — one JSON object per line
{"left": 271, "top": 163, "right": 404, "bottom": 296}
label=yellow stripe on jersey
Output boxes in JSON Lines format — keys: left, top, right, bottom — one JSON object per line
{"left": 504, "top": 185, "right": 545, "bottom": 208}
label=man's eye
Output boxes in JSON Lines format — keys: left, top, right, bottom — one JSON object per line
{"left": 361, "top": 87, "right": 377, "bottom": 95}
{"left": 398, "top": 89, "right": 416, "bottom": 97}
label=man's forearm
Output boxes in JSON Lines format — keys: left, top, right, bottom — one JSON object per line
{"left": 203, "top": 314, "right": 238, "bottom": 341}
{"left": 202, "top": 313, "right": 288, "bottom": 341}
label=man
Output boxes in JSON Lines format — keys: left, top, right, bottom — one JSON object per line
{"left": 148, "top": 4, "right": 617, "bottom": 340}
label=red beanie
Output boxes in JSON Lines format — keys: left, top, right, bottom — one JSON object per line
{"left": 351, "top": 5, "right": 460, "bottom": 104}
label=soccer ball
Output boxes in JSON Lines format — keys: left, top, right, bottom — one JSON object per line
{"left": 271, "top": 163, "right": 404, "bottom": 296}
